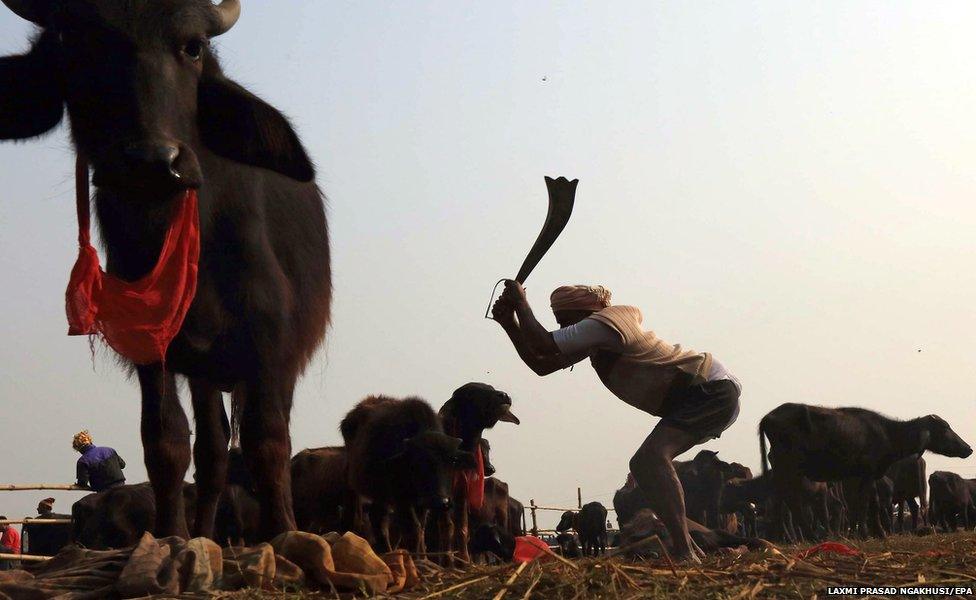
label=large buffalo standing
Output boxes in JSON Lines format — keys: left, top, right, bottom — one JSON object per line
{"left": 759, "top": 404, "right": 972, "bottom": 540}
{"left": 0, "top": 0, "right": 331, "bottom": 541}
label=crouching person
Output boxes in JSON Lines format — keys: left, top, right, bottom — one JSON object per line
{"left": 492, "top": 281, "right": 741, "bottom": 562}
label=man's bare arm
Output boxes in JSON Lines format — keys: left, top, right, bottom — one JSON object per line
{"left": 499, "top": 319, "right": 577, "bottom": 376}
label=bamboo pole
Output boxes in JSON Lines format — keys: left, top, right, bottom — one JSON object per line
{"left": 0, "top": 519, "right": 71, "bottom": 525}
{"left": 0, "top": 484, "right": 88, "bottom": 492}
{"left": 525, "top": 504, "right": 616, "bottom": 513}
{"left": 0, "top": 553, "right": 50, "bottom": 562}
{"left": 577, "top": 487, "right": 582, "bottom": 509}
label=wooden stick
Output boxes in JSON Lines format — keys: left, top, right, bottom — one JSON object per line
{"left": 0, "top": 484, "right": 89, "bottom": 492}
{"left": 541, "top": 546, "right": 581, "bottom": 570}
{"left": 527, "top": 505, "right": 616, "bottom": 513}
{"left": 492, "top": 561, "right": 528, "bottom": 600}
{"left": 521, "top": 570, "right": 543, "bottom": 600}
{"left": 0, "top": 519, "right": 72, "bottom": 525}
{"left": 0, "top": 553, "right": 50, "bottom": 562}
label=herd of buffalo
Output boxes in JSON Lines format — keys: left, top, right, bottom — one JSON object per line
{"left": 19, "top": 397, "right": 975, "bottom": 564}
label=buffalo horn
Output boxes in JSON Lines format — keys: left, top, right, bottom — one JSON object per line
{"left": 211, "top": 0, "right": 241, "bottom": 36}
{"left": 1, "top": 0, "right": 46, "bottom": 24}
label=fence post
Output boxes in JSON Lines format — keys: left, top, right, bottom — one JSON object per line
{"left": 577, "top": 487, "right": 582, "bottom": 509}
{"left": 529, "top": 499, "right": 538, "bottom": 537}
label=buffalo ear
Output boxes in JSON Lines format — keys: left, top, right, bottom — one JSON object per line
{"left": 0, "top": 31, "right": 63, "bottom": 140}
{"left": 198, "top": 74, "right": 315, "bottom": 182}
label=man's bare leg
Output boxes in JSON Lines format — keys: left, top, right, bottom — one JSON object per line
{"left": 629, "top": 422, "right": 704, "bottom": 563}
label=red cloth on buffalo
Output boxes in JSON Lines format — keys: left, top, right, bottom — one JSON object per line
{"left": 65, "top": 160, "right": 200, "bottom": 365}
{"left": 453, "top": 444, "right": 485, "bottom": 510}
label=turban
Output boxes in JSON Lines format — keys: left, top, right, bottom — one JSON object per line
{"left": 550, "top": 285, "right": 612, "bottom": 312}
{"left": 38, "top": 498, "right": 55, "bottom": 514}
{"left": 72, "top": 430, "right": 93, "bottom": 451}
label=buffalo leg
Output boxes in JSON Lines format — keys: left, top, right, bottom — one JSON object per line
{"left": 815, "top": 493, "right": 830, "bottom": 539}
{"left": 137, "top": 364, "right": 191, "bottom": 538}
{"left": 411, "top": 506, "right": 428, "bottom": 556}
{"left": 368, "top": 502, "right": 392, "bottom": 552}
{"left": 453, "top": 498, "right": 470, "bottom": 564}
{"left": 906, "top": 499, "right": 919, "bottom": 531}
{"left": 189, "top": 378, "right": 229, "bottom": 540}
{"left": 239, "top": 375, "right": 297, "bottom": 540}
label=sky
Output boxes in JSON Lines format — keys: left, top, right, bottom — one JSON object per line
{"left": 1, "top": 1, "right": 974, "bottom": 532}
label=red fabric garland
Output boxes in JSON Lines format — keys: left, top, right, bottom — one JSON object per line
{"left": 65, "top": 156, "right": 200, "bottom": 365}
{"left": 454, "top": 443, "right": 486, "bottom": 510}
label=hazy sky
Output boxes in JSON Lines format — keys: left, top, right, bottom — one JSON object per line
{"left": 1, "top": 1, "right": 974, "bottom": 531}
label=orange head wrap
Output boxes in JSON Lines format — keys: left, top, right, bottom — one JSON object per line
{"left": 549, "top": 285, "right": 612, "bottom": 312}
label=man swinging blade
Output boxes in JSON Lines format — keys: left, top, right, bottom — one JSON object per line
{"left": 489, "top": 178, "right": 742, "bottom": 563}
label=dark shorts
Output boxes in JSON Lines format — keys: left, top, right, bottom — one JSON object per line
{"left": 659, "top": 379, "right": 740, "bottom": 442}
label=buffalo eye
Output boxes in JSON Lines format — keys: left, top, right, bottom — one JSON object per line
{"left": 182, "top": 38, "right": 208, "bottom": 61}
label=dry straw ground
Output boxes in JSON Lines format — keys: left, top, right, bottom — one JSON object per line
{"left": 201, "top": 531, "right": 976, "bottom": 599}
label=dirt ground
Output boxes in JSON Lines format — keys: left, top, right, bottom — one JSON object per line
{"left": 202, "top": 531, "right": 976, "bottom": 599}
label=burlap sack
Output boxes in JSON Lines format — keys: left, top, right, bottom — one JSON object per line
{"left": 272, "top": 554, "right": 305, "bottom": 589}
{"left": 382, "top": 549, "right": 420, "bottom": 593}
{"left": 271, "top": 530, "right": 391, "bottom": 594}
{"left": 174, "top": 537, "right": 223, "bottom": 592}
{"left": 115, "top": 532, "right": 179, "bottom": 597}
{"left": 219, "top": 544, "right": 276, "bottom": 590}
{"left": 330, "top": 532, "right": 393, "bottom": 593}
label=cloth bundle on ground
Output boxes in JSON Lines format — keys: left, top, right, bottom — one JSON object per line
{"left": 0, "top": 530, "right": 419, "bottom": 599}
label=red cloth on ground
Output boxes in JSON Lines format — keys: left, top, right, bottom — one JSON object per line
{"left": 1, "top": 528, "right": 21, "bottom": 554}
{"left": 794, "top": 541, "right": 860, "bottom": 559}
{"left": 453, "top": 444, "right": 486, "bottom": 511}
{"left": 65, "top": 159, "right": 200, "bottom": 365}
{"left": 513, "top": 536, "right": 551, "bottom": 564}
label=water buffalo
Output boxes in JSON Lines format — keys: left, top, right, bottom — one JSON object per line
{"left": 469, "top": 523, "right": 516, "bottom": 563}
{"left": 291, "top": 446, "right": 358, "bottom": 535}
{"left": 0, "top": 0, "right": 331, "bottom": 542}
{"left": 434, "top": 382, "right": 519, "bottom": 564}
{"left": 759, "top": 404, "right": 971, "bottom": 540}
{"left": 928, "top": 471, "right": 976, "bottom": 532}
{"left": 71, "top": 477, "right": 259, "bottom": 549}
{"left": 720, "top": 471, "right": 832, "bottom": 542}
{"left": 886, "top": 455, "right": 927, "bottom": 532}
{"left": 508, "top": 496, "right": 525, "bottom": 537}
{"left": 71, "top": 483, "right": 190, "bottom": 549}
{"left": 556, "top": 502, "right": 608, "bottom": 557}
{"left": 342, "top": 395, "right": 476, "bottom": 554}
{"left": 674, "top": 450, "right": 744, "bottom": 529}
{"left": 613, "top": 474, "right": 648, "bottom": 527}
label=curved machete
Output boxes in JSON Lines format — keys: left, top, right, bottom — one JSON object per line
{"left": 485, "top": 176, "right": 578, "bottom": 318}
